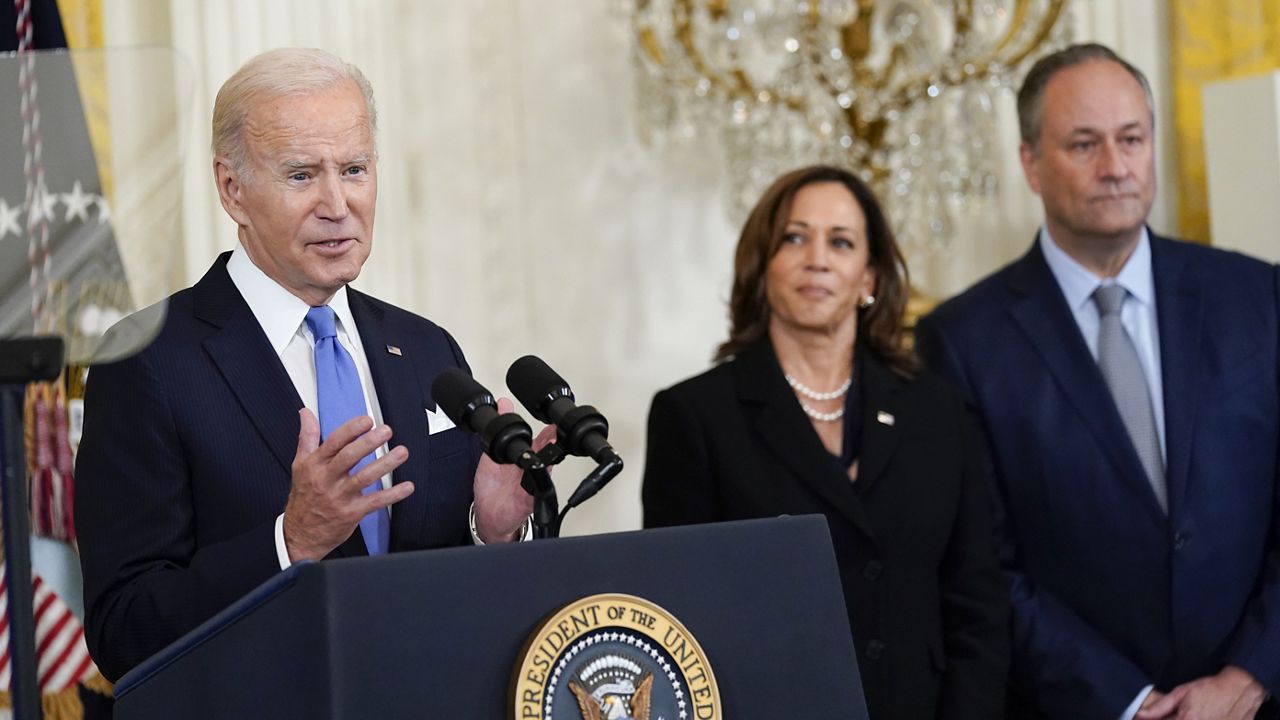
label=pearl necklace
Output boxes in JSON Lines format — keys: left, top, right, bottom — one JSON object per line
{"left": 798, "top": 401, "right": 843, "bottom": 422}
{"left": 784, "top": 373, "right": 852, "bottom": 401}
{"left": 785, "top": 373, "right": 851, "bottom": 423}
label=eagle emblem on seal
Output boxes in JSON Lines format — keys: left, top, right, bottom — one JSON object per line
{"left": 567, "top": 654, "right": 654, "bottom": 720}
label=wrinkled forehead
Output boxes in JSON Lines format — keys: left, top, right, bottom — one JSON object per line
{"left": 1042, "top": 60, "right": 1151, "bottom": 135}
{"left": 243, "top": 83, "right": 374, "bottom": 159}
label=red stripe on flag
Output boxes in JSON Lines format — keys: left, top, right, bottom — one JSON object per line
{"left": 64, "top": 648, "right": 95, "bottom": 690}
{"left": 39, "top": 624, "right": 84, "bottom": 690}
{"left": 35, "top": 607, "right": 72, "bottom": 658}
{"left": 33, "top": 591, "right": 56, "bottom": 625}
{"left": 48, "top": 627, "right": 93, "bottom": 690}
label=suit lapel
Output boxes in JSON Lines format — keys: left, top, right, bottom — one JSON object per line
{"left": 348, "top": 290, "right": 431, "bottom": 546}
{"left": 196, "top": 254, "right": 303, "bottom": 476}
{"left": 1005, "top": 242, "right": 1166, "bottom": 522}
{"left": 1150, "top": 235, "right": 1202, "bottom": 515}
{"left": 853, "top": 352, "right": 904, "bottom": 496}
{"left": 734, "top": 341, "right": 877, "bottom": 543}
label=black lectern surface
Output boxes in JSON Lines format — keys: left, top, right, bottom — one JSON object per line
{"left": 114, "top": 515, "right": 866, "bottom": 719}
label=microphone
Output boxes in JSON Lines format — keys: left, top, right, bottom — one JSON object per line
{"left": 430, "top": 368, "right": 535, "bottom": 466}
{"left": 506, "top": 355, "right": 617, "bottom": 463}
{"left": 506, "top": 355, "right": 623, "bottom": 508}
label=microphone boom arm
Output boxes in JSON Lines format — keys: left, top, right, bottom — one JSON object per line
{"left": 514, "top": 449, "right": 559, "bottom": 539}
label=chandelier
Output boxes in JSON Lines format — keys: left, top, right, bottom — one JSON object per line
{"left": 631, "top": 0, "right": 1071, "bottom": 254}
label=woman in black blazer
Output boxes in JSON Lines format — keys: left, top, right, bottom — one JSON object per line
{"left": 642, "top": 165, "right": 1009, "bottom": 720}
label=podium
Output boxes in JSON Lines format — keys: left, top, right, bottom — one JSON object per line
{"left": 113, "top": 515, "right": 867, "bottom": 718}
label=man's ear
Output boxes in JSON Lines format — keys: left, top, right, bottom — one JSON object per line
{"left": 213, "top": 157, "right": 249, "bottom": 226}
{"left": 1019, "top": 141, "right": 1043, "bottom": 196}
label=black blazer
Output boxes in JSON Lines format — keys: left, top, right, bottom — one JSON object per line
{"left": 76, "top": 253, "right": 483, "bottom": 681}
{"left": 642, "top": 340, "right": 1009, "bottom": 720}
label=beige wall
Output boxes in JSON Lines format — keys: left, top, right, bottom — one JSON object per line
{"left": 1203, "top": 72, "right": 1280, "bottom": 263}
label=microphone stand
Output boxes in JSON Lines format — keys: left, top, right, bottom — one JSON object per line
{"left": 515, "top": 444, "right": 625, "bottom": 539}
{"left": 513, "top": 441, "right": 626, "bottom": 539}
{"left": 509, "top": 424, "right": 625, "bottom": 540}
{"left": 0, "top": 337, "right": 65, "bottom": 720}
{"left": 517, "top": 446, "right": 562, "bottom": 539}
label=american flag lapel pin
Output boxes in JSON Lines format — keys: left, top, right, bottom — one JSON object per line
{"left": 386, "top": 345, "right": 403, "bottom": 356}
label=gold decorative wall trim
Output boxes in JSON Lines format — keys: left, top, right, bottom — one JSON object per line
{"left": 55, "top": 0, "right": 113, "bottom": 205}
{"left": 1170, "top": 0, "right": 1280, "bottom": 244}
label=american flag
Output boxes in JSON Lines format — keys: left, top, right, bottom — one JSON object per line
{"left": 1, "top": 1, "right": 126, "bottom": 716}
{"left": 0, "top": 569, "right": 95, "bottom": 695}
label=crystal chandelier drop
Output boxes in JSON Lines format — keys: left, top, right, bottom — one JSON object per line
{"left": 631, "top": 0, "right": 1072, "bottom": 254}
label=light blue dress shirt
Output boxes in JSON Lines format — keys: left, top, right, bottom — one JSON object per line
{"left": 1039, "top": 227, "right": 1167, "bottom": 459}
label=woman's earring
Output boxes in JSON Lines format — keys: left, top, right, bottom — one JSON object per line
{"left": 858, "top": 295, "right": 876, "bottom": 310}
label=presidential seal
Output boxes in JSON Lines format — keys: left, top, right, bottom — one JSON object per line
{"left": 512, "top": 593, "right": 721, "bottom": 720}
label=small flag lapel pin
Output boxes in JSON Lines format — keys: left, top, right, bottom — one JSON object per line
{"left": 386, "top": 345, "right": 402, "bottom": 356}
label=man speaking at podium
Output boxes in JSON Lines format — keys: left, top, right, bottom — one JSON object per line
{"left": 75, "top": 48, "right": 535, "bottom": 682}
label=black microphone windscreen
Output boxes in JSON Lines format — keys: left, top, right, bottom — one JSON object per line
{"left": 430, "top": 368, "right": 489, "bottom": 426}
{"left": 506, "top": 355, "right": 570, "bottom": 423}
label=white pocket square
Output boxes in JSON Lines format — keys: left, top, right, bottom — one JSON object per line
{"left": 425, "top": 406, "right": 456, "bottom": 435}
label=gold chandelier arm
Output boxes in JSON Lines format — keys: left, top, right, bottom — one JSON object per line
{"left": 637, "top": 26, "right": 668, "bottom": 67}
{"left": 962, "top": 0, "right": 1067, "bottom": 79}
{"left": 634, "top": 1, "right": 741, "bottom": 97}
{"left": 669, "top": 0, "right": 757, "bottom": 99}
{"left": 836, "top": 2, "right": 896, "bottom": 93}
{"left": 994, "top": 0, "right": 1034, "bottom": 56}
{"left": 876, "top": 0, "right": 1065, "bottom": 113}
{"left": 805, "top": 9, "right": 883, "bottom": 105}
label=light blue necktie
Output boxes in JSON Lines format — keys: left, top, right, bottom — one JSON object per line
{"left": 305, "top": 305, "right": 390, "bottom": 555}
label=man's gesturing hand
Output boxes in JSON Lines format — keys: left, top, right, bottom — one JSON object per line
{"left": 283, "top": 409, "right": 413, "bottom": 562}
{"left": 472, "top": 397, "right": 555, "bottom": 543}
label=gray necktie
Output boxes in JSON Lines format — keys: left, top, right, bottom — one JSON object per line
{"left": 1093, "top": 285, "right": 1167, "bottom": 512}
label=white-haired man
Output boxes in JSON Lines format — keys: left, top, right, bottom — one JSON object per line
{"left": 75, "top": 48, "right": 538, "bottom": 681}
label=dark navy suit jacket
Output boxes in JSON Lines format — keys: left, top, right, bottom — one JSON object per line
{"left": 75, "top": 253, "right": 482, "bottom": 681}
{"left": 916, "top": 232, "right": 1280, "bottom": 719}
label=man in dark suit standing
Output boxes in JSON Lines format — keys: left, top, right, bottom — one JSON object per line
{"left": 75, "top": 48, "right": 537, "bottom": 682}
{"left": 917, "top": 43, "right": 1280, "bottom": 720}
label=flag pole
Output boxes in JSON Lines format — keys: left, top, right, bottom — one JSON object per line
{"left": 1, "top": 336, "right": 64, "bottom": 720}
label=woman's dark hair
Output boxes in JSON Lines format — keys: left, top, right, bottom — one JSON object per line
{"left": 715, "top": 164, "right": 917, "bottom": 376}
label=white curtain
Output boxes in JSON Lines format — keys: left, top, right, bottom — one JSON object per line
{"left": 101, "top": 0, "right": 1176, "bottom": 536}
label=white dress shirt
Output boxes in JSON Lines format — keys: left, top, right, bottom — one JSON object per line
{"left": 1039, "top": 227, "right": 1162, "bottom": 720}
{"left": 225, "top": 245, "right": 392, "bottom": 569}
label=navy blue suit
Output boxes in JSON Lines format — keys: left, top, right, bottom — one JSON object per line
{"left": 75, "top": 253, "right": 482, "bottom": 681}
{"left": 915, "top": 233, "right": 1280, "bottom": 718}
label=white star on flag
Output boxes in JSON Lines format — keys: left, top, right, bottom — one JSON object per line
{"left": 61, "top": 181, "right": 94, "bottom": 223}
{"left": 0, "top": 197, "right": 21, "bottom": 239}
{"left": 25, "top": 181, "right": 60, "bottom": 227}
{"left": 95, "top": 195, "right": 111, "bottom": 223}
